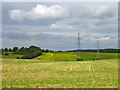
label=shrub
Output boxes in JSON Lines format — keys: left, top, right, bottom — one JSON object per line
{"left": 16, "top": 57, "right": 19, "bottom": 59}
{"left": 76, "top": 58, "right": 83, "bottom": 61}
{"left": 5, "top": 52, "right": 9, "bottom": 56}
{"left": 96, "top": 58, "right": 101, "bottom": 60}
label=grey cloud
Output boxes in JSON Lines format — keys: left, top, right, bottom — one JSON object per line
{"left": 2, "top": 32, "right": 30, "bottom": 40}
{"left": 2, "top": 2, "right": 118, "bottom": 50}
{"left": 70, "top": 4, "right": 117, "bottom": 19}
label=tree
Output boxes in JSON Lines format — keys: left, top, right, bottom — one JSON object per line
{"left": 45, "top": 49, "right": 49, "bottom": 52}
{"left": 4, "top": 48, "right": 8, "bottom": 52}
{"left": 19, "top": 47, "right": 24, "bottom": 51}
{"left": 8, "top": 48, "right": 12, "bottom": 52}
{"left": 12, "top": 47, "right": 18, "bottom": 52}
{"left": 21, "top": 45, "right": 42, "bottom": 59}
{"left": 1, "top": 48, "right": 4, "bottom": 55}
{"left": 41, "top": 49, "right": 45, "bottom": 52}
{"left": 15, "top": 47, "right": 25, "bottom": 54}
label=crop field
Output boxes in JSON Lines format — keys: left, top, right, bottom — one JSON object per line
{"left": 74, "top": 53, "right": 118, "bottom": 60}
{"left": 38, "top": 53, "right": 80, "bottom": 61}
{"left": 2, "top": 56, "right": 118, "bottom": 88}
{"left": 38, "top": 52, "right": 118, "bottom": 61}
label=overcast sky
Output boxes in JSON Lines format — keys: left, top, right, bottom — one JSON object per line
{"left": 2, "top": 2, "right": 118, "bottom": 50}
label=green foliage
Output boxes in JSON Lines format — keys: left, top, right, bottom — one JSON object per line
{"left": 1, "top": 46, "right": 42, "bottom": 59}
{"left": 4, "top": 48, "right": 8, "bottom": 52}
{"left": 12, "top": 47, "right": 18, "bottom": 52}
{"left": 4, "top": 52, "right": 9, "bottom": 56}
{"left": 21, "top": 45, "right": 42, "bottom": 59}
{"left": 8, "top": 48, "right": 12, "bottom": 52}
{"left": 41, "top": 49, "right": 54, "bottom": 52}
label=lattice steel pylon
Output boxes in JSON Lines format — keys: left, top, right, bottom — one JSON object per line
{"left": 78, "top": 33, "right": 80, "bottom": 51}
{"left": 96, "top": 40, "right": 101, "bottom": 60}
{"left": 77, "top": 33, "right": 81, "bottom": 59}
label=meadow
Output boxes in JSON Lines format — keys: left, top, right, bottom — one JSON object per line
{"left": 2, "top": 53, "right": 118, "bottom": 88}
{"left": 2, "top": 52, "right": 118, "bottom": 61}
{"left": 2, "top": 54, "right": 22, "bottom": 59}
{"left": 38, "top": 52, "right": 118, "bottom": 61}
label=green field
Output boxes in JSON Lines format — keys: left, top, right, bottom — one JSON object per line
{"left": 2, "top": 54, "right": 23, "bottom": 59}
{"left": 1, "top": 53, "right": 118, "bottom": 61}
{"left": 38, "top": 52, "right": 118, "bottom": 61}
{"left": 75, "top": 53, "right": 118, "bottom": 60}
{"left": 38, "top": 53, "right": 80, "bottom": 61}
{"left": 2, "top": 58, "right": 118, "bottom": 88}
{"left": 2, "top": 53, "right": 118, "bottom": 88}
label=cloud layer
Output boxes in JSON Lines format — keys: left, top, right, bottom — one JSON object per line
{"left": 50, "top": 23, "right": 73, "bottom": 29}
{"left": 9, "top": 4, "right": 66, "bottom": 21}
{"left": 2, "top": 2, "right": 118, "bottom": 50}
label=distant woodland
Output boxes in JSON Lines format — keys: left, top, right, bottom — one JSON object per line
{"left": 0, "top": 45, "right": 119, "bottom": 59}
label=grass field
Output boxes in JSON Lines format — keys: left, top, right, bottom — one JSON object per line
{"left": 1, "top": 53, "right": 118, "bottom": 61}
{"left": 2, "top": 57, "right": 118, "bottom": 88}
{"left": 2, "top": 54, "right": 23, "bottom": 59}
{"left": 38, "top": 52, "right": 118, "bottom": 61}
{"left": 75, "top": 53, "right": 118, "bottom": 60}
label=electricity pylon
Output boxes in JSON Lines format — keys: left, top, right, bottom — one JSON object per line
{"left": 96, "top": 40, "right": 101, "bottom": 60}
{"left": 77, "top": 33, "right": 81, "bottom": 59}
{"left": 78, "top": 33, "right": 80, "bottom": 51}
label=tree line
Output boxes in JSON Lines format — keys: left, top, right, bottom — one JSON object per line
{"left": 1, "top": 46, "right": 42, "bottom": 59}
{"left": 65, "top": 48, "right": 119, "bottom": 53}
{"left": 1, "top": 46, "right": 57, "bottom": 59}
{"left": 1, "top": 46, "right": 119, "bottom": 59}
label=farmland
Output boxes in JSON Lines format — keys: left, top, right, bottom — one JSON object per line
{"left": 38, "top": 52, "right": 118, "bottom": 61}
{"left": 38, "top": 53, "right": 80, "bottom": 61}
{"left": 2, "top": 52, "right": 118, "bottom": 88}
{"left": 2, "top": 52, "right": 118, "bottom": 61}
{"left": 2, "top": 54, "right": 23, "bottom": 59}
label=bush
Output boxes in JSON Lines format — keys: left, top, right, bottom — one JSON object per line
{"left": 76, "top": 58, "right": 83, "bottom": 61}
{"left": 5, "top": 52, "right": 9, "bottom": 56}
{"left": 96, "top": 58, "right": 101, "bottom": 60}
{"left": 16, "top": 57, "right": 19, "bottom": 59}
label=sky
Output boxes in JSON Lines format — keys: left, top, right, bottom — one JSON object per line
{"left": 2, "top": 2, "right": 118, "bottom": 50}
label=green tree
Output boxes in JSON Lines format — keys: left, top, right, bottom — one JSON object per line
{"left": 8, "top": 48, "right": 12, "bottom": 52}
{"left": 19, "top": 47, "right": 24, "bottom": 51}
{"left": 21, "top": 45, "right": 42, "bottom": 59}
{"left": 12, "top": 47, "right": 18, "bottom": 52}
{"left": 1, "top": 48, "right": 4, "bottom": 55}
{"left": 45, "top": 49, "right": 49, "bottom": 52}
{"left": 4, "top": 48, "right": 8, "bottom": 52}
